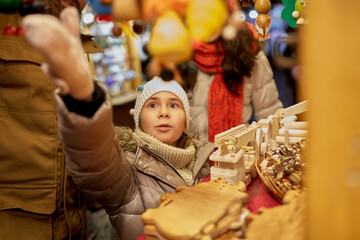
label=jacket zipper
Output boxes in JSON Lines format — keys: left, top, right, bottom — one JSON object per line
{"left": 143, "top": 145, "right": 183, "bottom": 179}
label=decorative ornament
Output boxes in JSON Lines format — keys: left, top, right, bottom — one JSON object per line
{"left": 26, "top": 0, "right": 47, "bottom": 14}
{"left": 0, "top": 0, "right": 47, "bottom": 15}
{"left": 94, "top": 13, "right": 112, "bottom": 23}
{"left": 107, "top": 0, "right": 259, "bottom": 83}
{"left": 292, "top": 0, "right": 308, "bottom": 25}
{"left": 186, "top": 0, "right": 228, "bottom": 43}
{"left": 137, "top": 85, "right": 144, "bottom": 92}
{"left": 15, "top": 26, "right": 26, "bottom": 35}
{"left": 254, "top": 0, "right": 271, "bottom": 41}
{"left": 0, "top": 0, "right": 22, "bottom": 14}
{"left": 239, "top": 0, "right": 255, "bottom": 8}
{"left": 113, "top": 21, "right": 137, "bottom": 38}
{"left": 99, "top": 0, "right": 112, "bottom": 6}
{"left": 132, "top": 20, "right": 146, "bottom": 35}
{"left": 2, "top": 26, "right": 17, "bottom": 35}
{"left": 148, "top": 10, "right": 192, "bottom": 64}
{"left": 1, "top": 0, "right": 48, "bottom": 36}
{"left": 112, "top": 24, "right": 123, "bottom": 37}
{"left": 281, "top": 0, "right": 310, "bottom": 28}
{"left": 221, "top": 10, "right": 247, "bottom": 41}
{"left": 222, "top": 24, "right": 237, "bottom": 41}
{"left": 105, "top": 76, "right": 115, "bottom": 86}
{"left": 229, "top": 10, "right": 247, "bottom": 29}
{"left": 88, "top": 0, "right": 111, "bottom": 14}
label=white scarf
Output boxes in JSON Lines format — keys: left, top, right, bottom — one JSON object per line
{"left": 135, "top": 128, "right": 196, "bottom": 185}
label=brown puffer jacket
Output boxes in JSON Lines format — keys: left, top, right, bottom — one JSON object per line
{"left": 0, "top": 3, "right": 102, "bottom": 239}
{"left": 55, "top": 92, "right": 215, "bottom": 240}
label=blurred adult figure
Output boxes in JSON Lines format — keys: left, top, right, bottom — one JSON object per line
{"left": 0, "top": 1, "right": 101, "bottom": 239}
{"left": 189, "top": 0, "right": 283, "bottom": 142}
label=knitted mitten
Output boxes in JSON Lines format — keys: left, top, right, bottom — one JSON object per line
{"left": 22, "top": 7, "right": 94, "bottom": 101}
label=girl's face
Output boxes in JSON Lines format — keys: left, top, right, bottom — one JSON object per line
{"left": 140, "top": 91, "right": 186, "bottom": 146}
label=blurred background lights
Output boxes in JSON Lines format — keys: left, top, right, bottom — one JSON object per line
{"left": 249, "top": 10, "right": 258, "bottom": 19}
{"left": 240, "top": 12, "right": 246, "bottom": 21}
{"left": 83, "top": 12, "right": 95, "bottom": 25}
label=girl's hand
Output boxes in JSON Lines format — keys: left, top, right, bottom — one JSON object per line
{"left": 23, "top": 7, "right": 94, "bottom": 101}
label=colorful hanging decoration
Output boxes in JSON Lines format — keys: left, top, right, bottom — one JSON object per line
{"left": 88, "top": 0, "right": 111, "bottom": 15}
{"left": 281, "top": 0, "right": 297, "bottom": 28}
{"left": 88, "top": 1, "right": 141, "bottom": 39}
{"left": 0, "top": 0, "right": 48, "bottom": 15}
{"left": 239, "top": 0, "right": 254, "bottom": 8}
{"left": 281, "top": 0, "right": 309, "bottom": 28}
{"left": 148, "top": 10, "right": 193, "bottom": 64}
{"left": 292, "top": 0, "right": 308, "bottom": 24}
{"left": 0, "top": 0, "right": 22, "bottom": 14}
{"left": 254, "top": 0, "right": 271, "bottom": 41}
{"left": 1, "top": 0, "right": 48, "bottom": 35}
{"left": 186, "top": 0, "right": 228, "bottom": 43}
{"left": 89, "top": 0, "right": 254, "bottom": 81}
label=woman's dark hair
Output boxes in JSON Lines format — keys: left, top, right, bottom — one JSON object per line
{"left": 220, "top": 24, "right": 261, "bottom": 95}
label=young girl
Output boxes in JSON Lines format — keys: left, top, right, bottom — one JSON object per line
{"left": 22, "top": 7, "right": 214, "bottom": 240}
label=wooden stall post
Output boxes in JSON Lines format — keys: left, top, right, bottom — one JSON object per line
{"left": 301, "top": 1, "right": 360, "bottom": 239}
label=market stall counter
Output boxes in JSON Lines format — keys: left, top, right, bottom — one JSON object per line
{"left": 137, "top": 174, "right": 281, "bottom": 240}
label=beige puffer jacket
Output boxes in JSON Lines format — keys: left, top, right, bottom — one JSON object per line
{"left": 188, "top": 51, "right": 283, "bottom": 141}
{"left": 55, "top": 92, "right": 214, "bottom": 240}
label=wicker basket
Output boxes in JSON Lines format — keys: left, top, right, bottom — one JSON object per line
{"left": 255, "top": 157, "right": 287, "bottom": 203}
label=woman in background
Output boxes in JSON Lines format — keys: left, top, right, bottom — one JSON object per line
{"left": 189, "top": 1, "right": 283, "bottom": 142}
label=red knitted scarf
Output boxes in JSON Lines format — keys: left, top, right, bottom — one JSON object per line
{"left": 194, "top": 42, "right": 244, "bottom": 143}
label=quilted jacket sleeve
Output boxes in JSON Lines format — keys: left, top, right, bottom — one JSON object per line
{"left": 54, "top": 91, "right": 136, "bottom": 209}
{"left": 250, "top": 51, "right": 283, "bottom": 120}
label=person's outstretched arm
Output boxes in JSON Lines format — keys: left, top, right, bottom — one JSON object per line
{"left": 22, "top": 7, "right": 136, "bottom": 209}
{"left": 23, "top": 7, "right": 93, "bottom": 100}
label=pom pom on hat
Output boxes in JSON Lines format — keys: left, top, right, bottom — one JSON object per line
{"left": 133, "top": 77, "right": 191, "bottom": 131}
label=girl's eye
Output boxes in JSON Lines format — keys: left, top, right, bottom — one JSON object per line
{"left": 169, "top": 103, "right": 178, "bottom": 108}
{"left": 149, "top": 103, "right": 157, "bottom": 108}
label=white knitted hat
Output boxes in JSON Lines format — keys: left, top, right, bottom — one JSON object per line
{"left": 134, "top": 77, "right": 190, "bottom": 131}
